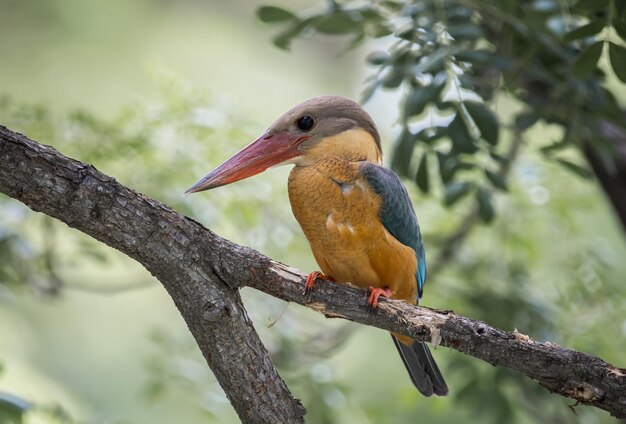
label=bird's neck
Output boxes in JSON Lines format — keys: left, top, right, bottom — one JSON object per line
{"left": 297, "top": 128, "right": 382, "bottom": 166}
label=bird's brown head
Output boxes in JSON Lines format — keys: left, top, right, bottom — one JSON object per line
{"left": 185, "top": 95, "right": 381, "bottom": 194}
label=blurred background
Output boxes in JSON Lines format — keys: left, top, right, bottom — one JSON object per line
{"left": 0, "top": 0, "right": 625, "bottom": 423}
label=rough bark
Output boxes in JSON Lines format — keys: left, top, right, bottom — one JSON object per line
{"left": 0, "top": 125, "right": 306, "bottom": 424}
{"left": 1, "top": 125, "right": 625, "bottom": 419}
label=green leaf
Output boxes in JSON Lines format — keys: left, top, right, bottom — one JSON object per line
{"left": 272, "top": 16, "right": 318, "bottom": 50}
{"left": 390, "top": 47, "right": 413, "bottom": 67}
{"left": 436, "top": 151, "right": 454, "bottom": 183}
{"left": 0, "top": 393, "right": 31, "bottom": 424}
{"left": 563, "top": 20, "right": 605, "bottom": 42}
{"left": 447, "top": 24, "right": 482, "bottom": 40}
{"left": 573, "top": 41, "right": 604, "bottom": 78}
{"left": 448, "top": 113, "right": 477, "bottom": 153}
{"left": 485, "top": 169, "right": 507, "bottom": 191}
{"left": 447, "top": 5, "right": 472, "bottom": 22}
{"left": 608, "top": 42, "right": 626, "bottom": 83}
{"left": 273, "top": 32, "right": 296, "bottom": 50}
{"left": 436, "top": 100, "right": 455, "bottom": 111}
{"left": 257, "top": 6, "right": 296, "bottom": 23}
{"left": 476, "top": 187, "right": 495, "bottom": 223}
{"left": 370, "top": 24, "right": 393, "bottom": 38}
{"left": 404, "top": 83, "right": 444, "bottom": 117}
{"left": 314, "top": 12, "right": 361, "bottom": 34}
{"left": 515, "top": 111, "right": 540, "bottom": 130}
{"left": 359, "top": 8, "right": 382, "bottom": 21}
{"left": 413, "top": 49, "right": 447, "bottom": 74}
{"left": 612, "top": 19, "right": 626, "bottom": 40}
{"left": 396, "top": 27, "right": 416, "bottom": 41}
{"left": 455, "top": 161, "right": 476, "bottom": 171}
{"left": 540, "top": 138, "right": 571, "bottom": 154}
{"left": 361, "top": 80, "right": 379, "bottom": 103}
{"left": 465, "top": 102, "right": 499, "bottom": 145}
{"left": 418, "top": 127, "right": 447, "bottom": 143}
{"left": 272, "top": 19, "right": 310, "bottom": 50}
{"left": 366, "top": 51, "right": 389, "bottom": 65}
{"left": 444, "top": 181, "right": 472, "bottom": 206}
{"left": 455, "top": 49, "right": 492, "bottom": 64}
{"left": 346, "top": 32, "right": 365, "bottom": 50}
{"left": 435, "top": 151, "right": 474, "bottom": 184}
{"left": 0, "top": 407, "right": 23, "bottom": 424}
{"left": 415, "top": 152, "right": 429, "bottom": 193}
{"left": 573, "top": 0, "right": 610, "bottom": 13}
{"left": 556, "top": 158, "right": 593, "bottom": 179}
{"left": 390, "top": 129, "right": 415, "bottom": 177}
{"left": 616, "top": 0, "right": 626, "bottom": 17}
{"left": 489, "top": 151, "right": 507, "bottom": 163}
{"left": 381, "top": 67, "right": 404, "bottom": 88}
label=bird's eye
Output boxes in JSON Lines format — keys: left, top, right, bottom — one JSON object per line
{"left": 296, "top": 115, "right": 315, "bottom": 132}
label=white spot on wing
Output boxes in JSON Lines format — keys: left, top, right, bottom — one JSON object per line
{"left": 340, "top": 183, "right": 354, "bottom": 195}
{"left": 325, "top": 213, "right": 335, "bottom": 231}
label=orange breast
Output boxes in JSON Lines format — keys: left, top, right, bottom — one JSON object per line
{"left": 288, "top": 158, "right": 417, "bottom": 303}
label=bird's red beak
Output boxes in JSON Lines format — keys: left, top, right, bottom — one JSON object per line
{"left": 185, "top": 132, "right": 306, "bottom": 194}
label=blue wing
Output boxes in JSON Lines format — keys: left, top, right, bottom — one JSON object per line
{"left": 360, "top": 162, "right": 427, "bottom": 299}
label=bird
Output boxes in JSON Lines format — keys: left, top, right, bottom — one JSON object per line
{"left": 186, "top": 95, "right": 448, "bottom": 396}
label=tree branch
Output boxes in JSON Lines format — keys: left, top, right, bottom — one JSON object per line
{"left": 1, "top": 125, "right": 625, "bottom": 419}
{"left": 0, "top": 125, "right": 306, "bottom": 424}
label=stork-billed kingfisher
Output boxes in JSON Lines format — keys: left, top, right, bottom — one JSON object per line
{"left": 186, "top": 96, "right": 448, "bottom": 396}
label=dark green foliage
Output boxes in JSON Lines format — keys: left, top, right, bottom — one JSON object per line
{"left": 390, "top": 128, "right": 416, "bottom": 177}
{"left": 415, "top": 152, "right": 430, "bottom": 193}
{"left": 444, "top": 181, "right": 472, "bottom": 206}
{"left": 0, "top": 393, "right": 30, "bottom": 424}
{"left": 564, "top": 20, "right": 606, "bottom": 42}
{"left": 555, "top": 158, "right": 593, "bottom": 179}
{"left": 258, "top": 0, "right": 626, "bottom": 222}
{"left": 613, "top": 19, "right": 626, "bottom": 39}
{"left": 366, "top": 51, "right": 389, "bottom": 65}
{"left": 448, "top": 113, "right": 477, "bottom": 153}
{"left": 404, "top": 83, "right": 444, "bottom": 118}
{"left": 314, "top": 12, "right": 362, "bottom": 34}
{"left": 476, "top": 187, "right": 495, "bottom": 223}
{"left": 257, "top": 6, "right": 295, "bottom": 23}
{"left": 485, "top": 169, "right": 508, "bottom": 191}
{"left": 573, "top": 42, "right": 604, "bottom": 78}
{"left": 608, "top": 41, "right": 626, "bottom": 82}
{"left": 465, "top": 102, "right": 499, "bottom": 146}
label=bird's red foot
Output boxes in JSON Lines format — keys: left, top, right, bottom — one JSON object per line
{"left": 304, "top": 271, "right": 334, "bottom": 295}
{"left": 368, "top": 287, "right": 394, "bottom": 309}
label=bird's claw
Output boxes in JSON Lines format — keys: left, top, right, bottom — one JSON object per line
{"left": 304, "top": 271, "right": 319, "bottom": 296}
{"left": 304, "top": 271, "right": 333, "bottom": 296}
{"left": 368, "top": 287, "right": 394, "bottom": 310}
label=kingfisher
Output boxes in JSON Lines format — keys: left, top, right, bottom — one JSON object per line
{"left": 186, "top": 96, "right": 448, "bottom": 396}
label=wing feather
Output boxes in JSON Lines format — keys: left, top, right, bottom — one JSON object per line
{"left": 360, "top": 162, "right": 426, "bottom": 298}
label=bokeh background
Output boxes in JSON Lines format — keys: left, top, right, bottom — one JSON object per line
{"left": 0, "top": 1, "right": 624, "bottom": 423}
